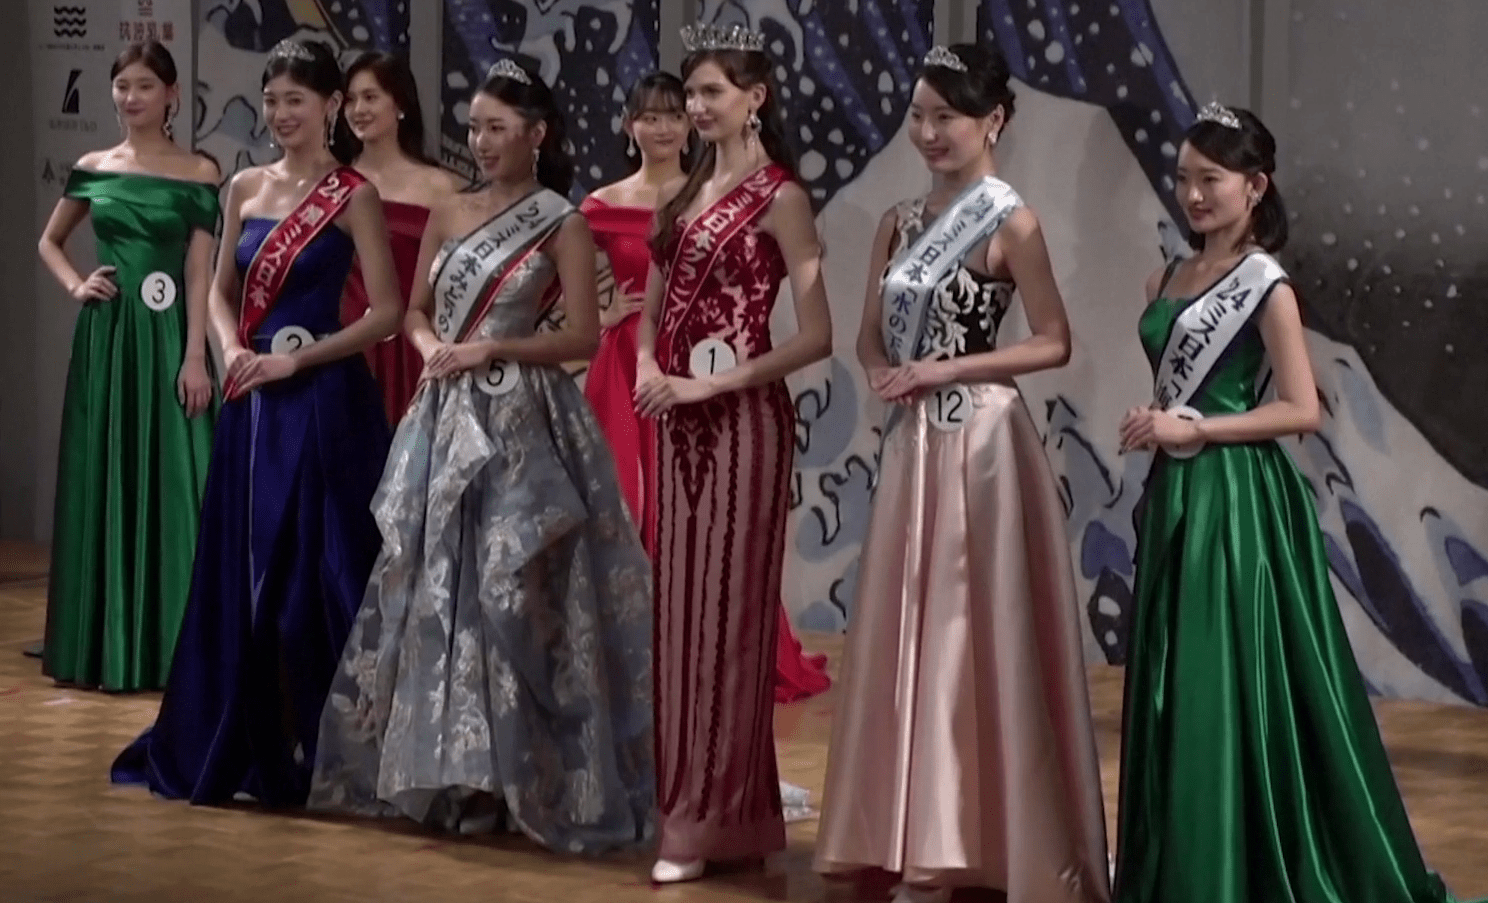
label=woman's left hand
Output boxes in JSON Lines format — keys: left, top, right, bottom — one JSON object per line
{"left": 635, "top": 374, "right": 719, "bottom": 418}
{"left": 1119, "top": 406, "right": 1201, "bottom": 453}
{"left": 880, "top": 359, "right": 955, "bottom": 404}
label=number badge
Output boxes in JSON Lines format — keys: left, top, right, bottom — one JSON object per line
{"left": 140, "top": 271, "right": 177, "bottom": 312}
{"left": 689, "top": 338, "right": 738, "bottom": 378}
{"left": 476, "top": 359, "right": 519, "bottom": 396}
{"left": 1162, "top": 404, "right": 1206, "bottom": 459}
{"left": 928, "top": 384, "right": 972, "bottom": 432}
{"left": 270, "top": 326, "right": 315, "bottom": 355}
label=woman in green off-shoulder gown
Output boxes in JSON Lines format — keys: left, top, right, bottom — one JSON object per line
{"left": 36, "top": 41, "right": 221, "bottom": 692}
{"left": 1113, "top": 105, "right": 1481, "bottom": 903}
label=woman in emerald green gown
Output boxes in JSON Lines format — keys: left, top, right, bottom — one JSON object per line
{"left": 36, "top": 40, "right": 220, "bottom": 692}
{"left": 1113, "top": 103, "right": 1481, "bottom": 903}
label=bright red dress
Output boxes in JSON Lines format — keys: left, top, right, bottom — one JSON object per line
{"left": 340, "top": 199, "right": 428, "bottom": 425}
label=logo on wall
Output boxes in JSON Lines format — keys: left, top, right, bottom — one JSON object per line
{"left": 40, "top": 157, "right": 75, "bottom": 189}
{"left": 60, "top": 68, "right": 81, "bottom": 115}
{"left": 53, "top": 5, "right": 86, "bottom": 38}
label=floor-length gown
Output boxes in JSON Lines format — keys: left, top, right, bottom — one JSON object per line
{"left": 43, "top": 169, "right": 219, "bottom": 691}
{"left": 341, "top": 199, "right": 427, "bottom": 424}
{"left": 309, "top": 197, "right": 654, "bottom": 855}
{"left": 652, "top": 164, "right": 796, "bottom": 862}
{"left": 813, "top": 197, "right": 1109, "bottom": 901}
{"left": 1114, "top": 258, "right": 1484, "bottom": 903}
{"left": 111, "top": 213, "right": 392, "bottom": 807}
{"left": 580, "top": 194, "right": 829, "bottom": 706}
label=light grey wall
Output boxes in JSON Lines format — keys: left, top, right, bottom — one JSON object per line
{"left": 0, "top": 4, "right": 38, "bottom": 540}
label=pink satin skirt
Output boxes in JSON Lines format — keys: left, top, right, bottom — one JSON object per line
{"left": 813, "top": 382, "right": 1110, "bottom": 902}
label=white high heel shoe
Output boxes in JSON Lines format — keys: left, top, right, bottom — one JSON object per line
{"left": 651, "top": 858, "right": 705, "bottom": 884}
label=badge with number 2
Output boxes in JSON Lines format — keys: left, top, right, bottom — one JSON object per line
{"left": 689, "top": 338, "right": 737, "bottom": 378}
{"left": 270, "top": 326, "right": 315, "bottom": 355}
{"left": 928, "top": 384, "right": 972, "bottom": 432}
{"left": 476, "top": 359, "right": 519, "bottom": 396}
{"left": 141, "top": 271, "right": 177, "bottom": 312}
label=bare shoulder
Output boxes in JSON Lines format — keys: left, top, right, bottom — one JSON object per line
{"left": 74, "top": 148, "right": 111, "bottom": 170}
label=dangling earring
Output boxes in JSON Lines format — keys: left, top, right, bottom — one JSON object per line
{"left": 986, "top": 130, "right": 998, "bottom": 148}
{"left": 532, "top": 148, "right": 541, "bottom": 177}
{"left": 627, "top": 133, "right": 637, "bottom": 156}
{"left": 325, "top": 117, "right": 335, "bottom": 150}
{"left": 745, "top": 109, "right": 761, "bottom": 150}
{"left": 164, "top": 101, "right": 177, "bottom": 140}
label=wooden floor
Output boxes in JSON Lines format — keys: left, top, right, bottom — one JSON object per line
{"left": 1, "top": 539, "right": 1485, "bottom": 903}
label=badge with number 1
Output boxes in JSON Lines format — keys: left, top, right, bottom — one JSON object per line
{"left": 690, "top": 338, "right": 737, "bottom": 378}
{"left": 928, "top": 384, "right": 972, "bottom": 432}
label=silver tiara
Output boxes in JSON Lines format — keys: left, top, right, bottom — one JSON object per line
{"left": 680, "top": 23, "right": 765, "bottom": 54}
{"left": 487, "top": 58, "right": 532, "bottom": 85}
{"left": 1196, "top": 101, "right": 1240, "bottom": 129}
{"left": 268, "top": 39, "right": 314, "bottom": 62}
{"left": 923, "top": 45, "right": 967, "bottom": 72}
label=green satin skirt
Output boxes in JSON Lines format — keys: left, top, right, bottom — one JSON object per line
{"left": 42, "top": 294, "right": 215, "bottom": 691}
{"left": 1113, "top": 440, "right": 1480, "bottom": 903}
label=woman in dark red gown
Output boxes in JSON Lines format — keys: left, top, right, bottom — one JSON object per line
{"left": 633, "top": 29, "right": 834, "bottom": 884}
{"left": 339, "top": 52, "right": 462, "bottom": 424}
{"left": 583, "top": 72, "right": 832, "bottom": 707}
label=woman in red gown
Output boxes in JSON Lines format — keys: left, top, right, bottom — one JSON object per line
{"left": 583, "top": 72, "right": 831, "bottom": 706}
{"left": 633, "top": 26, "right": 834, "bottom": 884}
{"left": 340, "top": 52, "right": 462, "bottom": 424}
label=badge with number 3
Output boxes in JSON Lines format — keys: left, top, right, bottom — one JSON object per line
{"left": 141, "top": 271, "right": 177, "bottom": 312}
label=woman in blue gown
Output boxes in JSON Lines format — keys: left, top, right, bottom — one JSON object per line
{"left": 111, "top": 39, "right": 403, "bottom": 807}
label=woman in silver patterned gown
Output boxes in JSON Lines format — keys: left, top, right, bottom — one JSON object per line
{"left": 307, "top": 59, "right": 654, "bottom": 855}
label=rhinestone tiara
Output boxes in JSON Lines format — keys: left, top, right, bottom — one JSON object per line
{"left": 1196, "top": 101, "right": 1240, "bottom": 129}
{"left": 922, "top": 45, "right": 967, "bottom": 72}
{"left": 268, "top": 39, "right": 314, "bottom": 62}
{"left": 487, "top": 58, "right": 532, "bottom": 85}
{"left": 680, "top": 23, "right": 765, "bottom": 54}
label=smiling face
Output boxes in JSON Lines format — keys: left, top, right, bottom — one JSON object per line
{"left": 262, "top": 74, "right": 339, "bottom": 153}
{"left": 683, "top": 60, "right": 763, "bottom": 143}
{"left": 1175, "top": 140, "right": 1265, "bottom": 239}
{"left": 627, "top": 97, "right": 689, "bottom": 164}
{"left": 906, "top": 78, "right": 1001, "bottom": 174}
{"left": 112, "top": 61, "right": 176, "bottom": 133}
{"left": 466, "top": 91, "right": 542, "bottom": 182}
{"left": 344, "top": 69, "right": 399, "bottom": 145}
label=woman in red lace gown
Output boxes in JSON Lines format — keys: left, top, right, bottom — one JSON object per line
{"left": 633, "top": 29, "right": 834, "bottom": 884}
{"left": 339, "top": 52, "right": 462, "bottom": 424}
{"left": 583, "top": 72, "right": 831, "bottom": 704}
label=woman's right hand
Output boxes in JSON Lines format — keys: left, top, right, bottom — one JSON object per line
{"left": 600, "top": 291, "right": 646, "bottom": 330}
{"left": 71, "top": 266, "right": 117, "bottom": 303}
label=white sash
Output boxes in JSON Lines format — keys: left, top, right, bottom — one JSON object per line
{"left": 1153, "top": 251, "right": 1288, "bottom": 410}
{"left": 879, "top": 176, "right": 1021, "bottom": 364}
{"left": 431, "top": 188, "right": 572, "bottom": 343}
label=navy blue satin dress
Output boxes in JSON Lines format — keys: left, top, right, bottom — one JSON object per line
{"left": 111, "top": 218, "right": 392, "bottom": 807}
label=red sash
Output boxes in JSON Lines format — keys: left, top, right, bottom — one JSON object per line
{"left": 659, "top": 165, "right": 783, "bottom": 358}
{"left": 238, "top": 167, "right": 367, "bottom": 346}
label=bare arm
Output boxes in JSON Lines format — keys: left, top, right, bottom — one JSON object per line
{"left": 207, "top": 171, "right": 251, "bottom": 355}
{"left": 856, "top": 208, "right": 897, "bottom": 371}
{"left": 1192, "top": 282, "right": 1321, "bottom": 442}
{"left": 479, "top": 214, "right": 601, "bottom": 364}
{"left": 287, "top": 182, "right": 401, "bottom": 369}
{"left": 634, "top": 259, "right": 666, "bottom": 366}
{"left": 182, "top": 157, "right": 223, "bottom": 362}
{"left": 939, "top": 206, "right": 1072, "bottom": 383}
{"left": 405, "top": 199, "right": 449, "bottom": 358}
{"left": 710, "top": 182, "right": 833, "bottom": 392}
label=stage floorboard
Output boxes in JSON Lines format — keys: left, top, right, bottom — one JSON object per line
{"left": 2, "top": 540, "right": 1484, "bottom": 902}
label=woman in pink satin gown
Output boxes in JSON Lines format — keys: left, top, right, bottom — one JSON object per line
{"left": 812, "top": 43, "right": 1110, "bottom": 903}
{"left": 581, "top": 72, "right": 831, "bottom": 704}
{"left": 633, "top": 30, "right": 834, "bottom": 885}
{"left": 338, "top": 51, "right": 462, "bottom": 425}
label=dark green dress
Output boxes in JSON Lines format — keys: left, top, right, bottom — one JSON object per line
{"left": 43, "top": 169, "right": 219, "bottom": 691}
{"left": 1113, "top": 270, "right": 1481, "bottom": 903}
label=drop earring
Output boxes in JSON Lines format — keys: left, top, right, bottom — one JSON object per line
{"left": 627, "top": 133, "right": 637, "bottom": 156}
{"left": 745, "top": 109, "right": 761, "bottom": 150}
{"left": 164, "top": 101, "right": 177, "bottom": 139}
{"left": 533, "top": 147, "right": 541, "bottom": 176}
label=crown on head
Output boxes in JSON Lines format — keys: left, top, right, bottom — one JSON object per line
{"left": 487, "top": 58, "right": 532, "bottom": 85}
{"left": 680, "top": 23, "right": 766, "bottom": 54}
{"left": 268, "top": 39, "right": 314, "bottom": 62}
{"left": 1196, "top": 101, "right": 1240, "bottom": 129}
{"left": 922, "top": 45, "right": 967, "bottom": 72}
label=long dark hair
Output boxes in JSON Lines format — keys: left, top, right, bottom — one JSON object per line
{"left": 623, "top": 72, "right": 696, "bottom": 172}
{"left": 474, "top": 60, "right": 574, "bottom": 197}
{"left": 651, "top": 49, "right": 797, "bottom": 257}
{"left": 918, "top": 42, "right": 1016, "bottom": 133}
{"left": 1184, "top": 107, "right": 1288, "bottom": 253}
{"left": 262, "top": 40, "right": 353, "bottom": 165}
{"left": 344, "top": 51, "right": 435, "bottom": 166}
